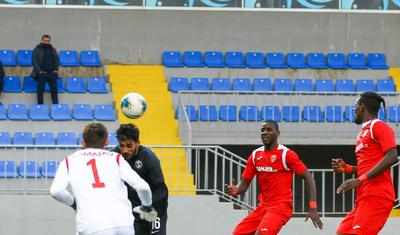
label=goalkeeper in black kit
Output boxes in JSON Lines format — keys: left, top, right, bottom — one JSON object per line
{"left": 112, "top": 123, "right": 169, "bottom": 235}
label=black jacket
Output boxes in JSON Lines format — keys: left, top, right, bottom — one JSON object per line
{"left": 30, "top": 44, "right": 59, "bottom": 80}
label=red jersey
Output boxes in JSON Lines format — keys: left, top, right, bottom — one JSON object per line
{"left": 355, "top": 119, "right": 396, "bottom": 201}
{"left": 242, "top": 144, "right": 307, "bottom": 207}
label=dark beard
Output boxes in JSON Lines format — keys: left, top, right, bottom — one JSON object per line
{"left": 41, "top": 43, "right": 51, "bottom": 48}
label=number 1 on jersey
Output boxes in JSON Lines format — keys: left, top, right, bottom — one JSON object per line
{"left": 87, "top": 159, "right": 105, "bottom": 188}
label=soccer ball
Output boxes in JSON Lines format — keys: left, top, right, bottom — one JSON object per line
{"left": 120, "top": 92, "right": 147, "bottom": 119}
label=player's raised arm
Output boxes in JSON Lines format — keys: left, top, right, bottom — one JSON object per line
{"left": 50, "top": 158, "right": 75, "bottom": 208}
{"left": 331, "top": 158, "right": 357, "bottom": 174}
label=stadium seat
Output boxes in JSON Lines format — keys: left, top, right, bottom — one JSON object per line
{"left": 261, "top": 106, "right": 282, "bottom": 122}
{"left": 0, "top": 160, "right": 18, "bottom": 178}
{"left": 233, "top": 78, "right": 251, "bottom": 91}
{"left": 204, "top": 51, "right": 225, "bottom": 67}
{"left": 302, "top": 106, "right": 324, "bottom": 122}
{"left": 8, "top": 104, "right": 28, "bottom": 120}
{"left": 0, "top": 105, "right": 6, "bottom": 120}
{"left": 387, "top": 106, "right": 400, "bottom": 122}
{"left": 266, "top": 53, "right": 287, "bottom": 68}
{"left": 325, "top": 106, "right": 342, "bottom": 122}
{"left": 13, "top": 132, "right": 33, "bottom": 145}
{"left": 57, "top": 132, "right": 77, "bottom": 146}
{"left": 287, "top": 53, "right": 307, "bottom": 69}
{"left": 336, "top": 79, "right": 355, "bottom": 92}
{"left": 348, "top": 53, "right": 368, "bottom": 69}
{"left": 356, "top": 80, "right": 375, "bottom": 92}
{"left": 88, "top": 77, "right": 107, "bottom": 93}
{"left": 162, "top": 51, "right": 183, "bottom": 67}
{"left": 45, "top": 78, "right": 66, "bottom": 93}
{"left": 368, "top": 53, "right": 388, "bottom": 69}
{"left": 190, "top": 78, "right": 210, "bottom": 91}
{"left": 0, "top": 50, "right": 17, "bottom": 66}
{"left": 239, "top": 105, "right": 260, "bottom": 121}
{"left": 274, "top": 78, "right": 293, "bottom": 92}
{"left": 219, "top": 105, "right": 237, "bottom": 121}
{"left": 94, "top": 105, "right": 116, "bottom": 121}
{"left": 17, "top": 50, "right": 32, "bottom": 66}
{"left": 211, "top": 78, "right": 231, "bottom": 91}
{"left": 29, "top": 104, "right": 50, "bottom": 120}
{"left": 282, "top": 106, "right": 300, "bottom": 122}
{"left": 327, "top": 53, "right": 347, "bottom": 69}
{"left": 41, "top": 161, "right": 58, "bottom": 178}
{"left": 51, "top": 104, "right": 72, "bottom": 120}
{"left": 377, "top": 79, "right": 396, "bottom": 93}
{"left": 73, "top": 104, "right": 94, "bottom": 120}
{"left": 19, "top": 161, "right": 41, "bottom": 178}
{"left": 199, "top": 105, "right": 218, "bottom": 121}
{"left": 66, "top": 77, "right": 86, "bottom": 93}
{"left": 175, "top": 105, "right": 198, "bottom": 121}
{"left": 253, "top": 78, "right": 272, "bottom": 91}
{"left": 307, "top": 53, "right": 328, "bottom": 68}
{"left": 169, "top": 77, "right": 189, "bottom": 93}
{"left": 59, "top": 50, "right": 80, "bottom": 66}
{"left": 183, "top": 51, "right": 204, "bottom": 67}
{"left": 78, "top": 133, "right": 83, "bottom": 146}
{"left": 35, "top": 132, "right": 55, "bottom": 146}
{"left": 225, "top": 52, "right": 246, "bottom": 68}
{"left": 3, "top": 76, "right": 22, "bottom": 92}
{"left": 344, "top": 106, "right": 356, "bottom": 122}
{"left": 23, "top": 76, "right": 38, "bottom": 93}
{"left": 315, "top": 79, "right": 334, "bottom": 92}
{"left": 0, "top": 132, "right": 11, "bottom": 145}
{"left": 108, "top": 133, "right": 119, "bottom": 146}
{"left": 378, "top": 108, "right": 387, "bottom": 121}
{"left": 294, "top": 79, "right": 313, "bottom": 92}
{"left": 80, "top": 50, "right": 101, "bottom": 66}
{"left": 246, "top": 52, "right": 267, "bottom": 68}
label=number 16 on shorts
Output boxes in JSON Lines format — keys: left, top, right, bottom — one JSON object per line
{"left": 152, "top": 217, "right": 161, "bottom": 231}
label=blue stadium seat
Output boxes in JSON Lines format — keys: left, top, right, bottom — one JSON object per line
{"left": 0, "top": 50, "right": 17, "bottom": 66}
{"left": 66, "top": 77, "right": 86, "bottom": 93}
{"left": 204, "top": 51, "right": 225, "bottom": 67}
{"left": 211, "top": 78, "right": 231, "bottom": 91}
{"left": 41, "top": 161, "right": 58, "bottom": 178}
{"left": 294, "top": 79, "right": 313, "bottom": 92}
{"left": 108, "top": 133, "right": 119, "bottom": 146}
{"left": 327, "top": 53, "right": 348, "bottom": 69}
{"left": 88, "top": 77, "right": 107, "bottom": 93}
{"left": 348, "top": 53, "right": 368, "bottom": 69}
{"left": 19, "top": 161, "right": 41, "bottom": 178}
{"left": 377, "top": 79, "right": 396, "bottom": 92}
{"left": 8, "top": 104, "right": 28, "bottom": 120}
{"left": 51, "top": 104, "right": 72, "bottom": 120}
{"left": 35, "top": 132, "right": 55, "bottom": 146}
{"left": 59, "top": 50, "right": 79, "bottom": 66}
{"left": 57, "top": 132, "right": 77, "bottom": 146}
{"left": 29, "top": 104, "right": 50, "bottom": 120}
{"left": 0, "top": 132, "right": 11, "bottom": 145}
{"left": 225, "top": 52, "right": 245, "bottom": 68}
{"left": 302, "top": 106, "right": 324, "bottom": 122}
{"left": 368, "top": 53, "right": 388, "bottom": 69}
{"left": 199, "top": 105, "right": 218, "bottom": 121}
{"left": 344, "top": 106, "right": 356, "bottom": 122}
{"left": 183, "top": 51, "right": 204, "bottom": 67}
{"left": 356, "top": 80, "right": 375, "bottom": 92}
{"left": 23, "top": 76, "right": 38, "bottom": 93}
{"left": 169, "top": 77, "right": 189, "bottom": 93}
{"left": 78, "top": 133, "right": 83, "bottom": 146}
{"left": 233, "top": 78, "right": 251, "bottom": 91}
{"left": 253, "top": 78, "right": 272, "bottom": 91}
{"left": 315, "top": 80, "right": 334, "bottom": 92}
{"left": 387, "top": 106, "right": 400, "bottom": 122}
{"left": 45, "top": 78, "right": 65, "bottom": 93}
{"left": 266, "top": 53, "right": 287, "bottom": 68}
{"left": 239, "top": 106, "right": 260, "bottom": 121}
{"left": 378, "top": 108, "right": 387, "bottom": 122}
{"left": 246, "top": 52, "right": 266, "bottom": 68}
{"left": 95, "top": 105, "right": 116, "bottom": 121}
{"left": 219, "top": 105, "right": 237, "bottom": 121}
{"left": 175, "top": 105, "right": 198, "bottom": 121}
{"left": 307, "top": 53, "right": 328, "bottom": 69}
{"left": 13, "top": 132, "right": 33, "bottom": 145}
{"left": 261, "top": 106, "right": 282, "bottom": 122}
{"left": 287, "top": 53, "right": 307, "bottom": 69}
{"left": 0, "top": 160, "right": 18, "bottom": 178}
{"left": 336, "top": 79, "right": 354, "bottom": 92}
{"left": 73, "top": 104, "right": 94, "bottom": 120}
{"left": 325, "top": 106, "right": 342, "bottom": 122}
{"left": 162, "top": 51, "right": 183, "bottom": 67}
{"left": 3, "top": 76, "right": 22, "bottom": 92}
{"left": 0, "top": 105, "right": 6, "bottom": 120}
{"left": 17, "top": 50, "right": 32, "bottom": 66}
{"left": 274, "top": 78, "right": 293, "bottom": 92}
{"left": 190, "top": 78, "right": 209, "bottom": 91}
{"left": 80, "top": 50, "right": 101, "bottom": 66}
{"left": 282, "top": 106, "right": 300, "bottom": 122}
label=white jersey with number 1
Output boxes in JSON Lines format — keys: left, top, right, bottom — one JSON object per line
{"left": 50, "top": 148, "right": 152, "bottom": 235}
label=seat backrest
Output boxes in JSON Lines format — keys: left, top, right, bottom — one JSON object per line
{"left": 51, "top": 104, "right": 71, "bottom": 120}
{"left": 35, "top": 132, "right": 55, "bottom": 145}
{"left": 246, "top": 52, "right": 266, "bottom": 68}
{"left": 191, "top": 78, "right": 210, "bottom": 91}
{"left": 325, "top": 106, "right": 343, "bottom": 122}
{"left": 88, "top": 77, "right": 107, "bottom": 93}
{"left": 266, "top": 53, "right": 286, "bottom": 68}
{"left": 19, "top": 161, "right": 41, "bottom": 178}
{"left": 66, "top": 77, "right": 86, "bottom": 93}
{"left": 261, "top": 106, "right": 281, "bottom": 122}
{"left": 344, "top": 106, "right": 356, "bottom": 122}
{"left": 17, "top": 50, "right": 33, "bottom": 66}
{"left": 253, "top": 78, "right": 272, "bottom": 91}
{"left": 3, "top": 76, "right": 22, "bottom": 92}
{"left": 367, "top": 53, "right": 387, "bottom": 69}
{"left": 204, "top": 51, "right": 224, "bottom": 67}
{"left": 169, "top": 77, "right": 189, "bottom": 93}
{"left": 73, "top": 104, "right": 94, "bottom": 120}
{"left": 0, "top": 132, "right": 11, "bottom": 145}
{"left": 239, "top": 105, "right": 260, "bottom": 121}
{"left": 80, "top": 50, "right": 101, "bottom": 66}
{"left": 94, "top": 105, "right": 116, "bottom": 121}
{"left": 29, "top": 104, "right": 50, "bottom": 120}
{"left": 274, "top": 78, "right": 293, "bottom": 92}
{"left": 327, "top": 53, "right": 347, "bottom": 68}
{"left": 356, "top": 79, "right": 375, "bottom": 92}
{"left": 41, "top": 161, "right": 59, "bottom": 178}
{"left": 183, "top": 51, "right": 204, "bottom": 67}
{"left": 219, "top": 105, "right": 237, "bottom": 121}
{"left": 23, "top": 76, "right": 38, "bottom": 93}
{"left": 302, "top": 106, "right": 324, "bottom": 122}
{"left": 162, "top": 51, "right": 183, "bottom": 67}
{"left": 336, "top": 79, "right": 354, "bottom": 92}
{"left": 377, "top": 79, "right": 395, "bottom": 92}
{"left": 211, "top": 78, "right": 231, "bottom": 91}
{"left": 59, "top": 50, "right": 79, "bottom": 66}
{"left": 0, "top": 50, "right": 16, "bottom": 66}
{"left": 13, "top": 132, "right": 33, "bottom": 145}
{"left": 57, "top": 132, "right": 77, "bottom": 146}
{"left": 282, "top": 106, "right": 300, "bottom": 122}
{"left": 294, "top": 79, "right": 313, "bottom": 92}
{"left": 315, "top": 79, "right": 334, "bottom": 92}
{"left": 348, "top": 53, "right": 367, "bottom": 68}
{"left": 387, "top": 106, "right": 400, "bottom": 123}
{"left": 287, "top": 53, "right": 307, "bottom": 68}
{"left": 199, "top": 105, "right": 218, "bottom": 121}
{"left": 232, "top": 78, "right": 251, "bottom": 91}
{"left": 8, "top": 104, "right": 28, "bottom": 120}
{"left": 307, "top": 53, "right": 327, "bottom": 68}
{"left": 225, "top": 52, "right": 245, "bottom": 68}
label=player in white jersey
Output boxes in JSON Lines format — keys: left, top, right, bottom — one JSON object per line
{"left": 50, "top": 123, "right": 158, "bottom": 235}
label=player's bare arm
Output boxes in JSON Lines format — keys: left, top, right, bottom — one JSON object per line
{"left": 224, "top": 178, "right": 252, "bottom": 196}
{"left": 331, "top": 158, "right": 357, "bottom": 174}
{"left": 299, "top": 170, "right": 323, "bottom": 229}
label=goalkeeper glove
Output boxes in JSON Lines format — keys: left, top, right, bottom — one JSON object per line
{"left": 133, "top": 205, "right": 158, "bottom": 222}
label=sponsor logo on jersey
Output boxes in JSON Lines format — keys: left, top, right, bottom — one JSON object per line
{"left": 256, "top": 166, "right": 277, "bottom": 172}
{"left": 135, "top": 160, "right": 143, "bottom": 169}
{"left": 270, "top": 154, "right": 277, "bottom": 163}
{"left": 81, "top": 151, "right": 114, "bottom": 157}
{"left": 352, "top": 225, "right": 361, "bottom": 230}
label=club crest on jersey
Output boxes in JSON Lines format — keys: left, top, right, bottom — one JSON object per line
{"left": 135, "top": 160, "right": 143, "bottom": 169}
{"left": 270, "top": 154, "right": 277, "bottom": 163}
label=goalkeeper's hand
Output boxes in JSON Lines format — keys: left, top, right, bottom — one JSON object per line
{"left": 133, "top": 205, "right": 158, "bottom": 222}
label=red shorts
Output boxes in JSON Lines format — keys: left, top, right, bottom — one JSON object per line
{"left": 337, "top": 197, "right": 394, "bottom": 235}
{"left": 233, "top": 204, "right": 292, "bottom": 235}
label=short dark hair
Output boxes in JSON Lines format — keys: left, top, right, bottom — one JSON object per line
{"left": 82, "top": 123, "right": 108, "bottom": 148}
{"left": 358, "top": 92, "right": 386, "bottom": 116}
{"left": 116, "top": 123, "right": 139, "bottom": 143}
{"left": 263, "top": 120, "right": 279, "bottom": 131}
{"left": 41, "top": 34, "right": 51, "bottom": 40}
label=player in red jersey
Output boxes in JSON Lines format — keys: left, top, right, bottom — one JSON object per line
{"left": 225, "top": 120, "right": 323, "bottom": 235}
{"left": 333, "top": 92, "right": 398, "bottom": 235}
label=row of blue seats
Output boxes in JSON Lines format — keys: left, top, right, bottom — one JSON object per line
{"left": 0, "top": 132, "right": 118, "bottom": 146}
{"left": 3, "top": 76, "right": 108, "bottom": 93}
{"left": 169, "top": 77, "right": 396, "bottom": 93}
{"left": 176, "top": 105, "right": 400, "bottom": 123}
{"left": 0, "top": 104, "right": 116, "bottom": 121}
{"left": 0, "top": 50, "right": 101, "bottom": 67}
{"left": 163, "top": 51, "right": 388, "bottom": 69}
{"left": 0, "top": 160, "right": 59, "bottom": 178}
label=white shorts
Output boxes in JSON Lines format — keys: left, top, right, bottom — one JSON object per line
{"left": 79, "top": 225, "right": 135, "bottom": 235}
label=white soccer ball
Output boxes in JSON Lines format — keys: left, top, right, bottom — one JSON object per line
{"left": 120, "top": 92, "right": 147, "bottom": 119}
